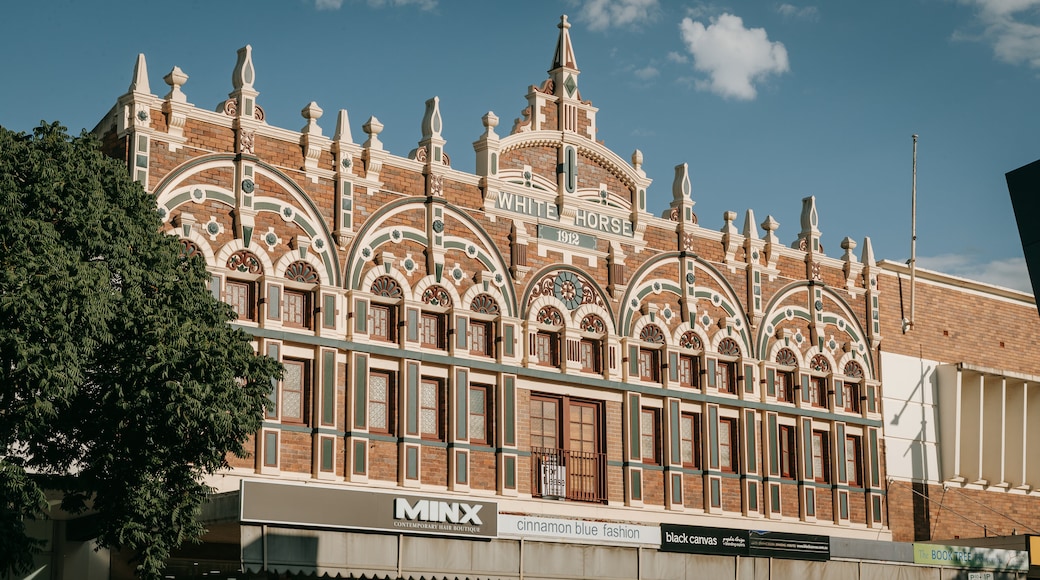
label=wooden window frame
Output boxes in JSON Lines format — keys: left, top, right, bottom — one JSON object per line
{"left": 534, "top": 330, "right": 561, "bottom": 367}
{"left": 280, "top": 358, "right": 310, "bottom": 425}
{"left": 579, "top": 337, "right": 602, "bottom": 373}
{"left": 776, "top": 369, "right": 795, "bottom": 402}
{"left": 719, "top": 416, "right": 738, "bottom": 473}
{"left": 469, "top": 318, "right": 493, "bottom": 357}
{"left": 419, "top": 378, "right": 443, "bottom": 440}
{"left": 680, "top": 412, "right": 702, "bottom": 469}
{"left": 717, "top": 360, "right": 738, "bottom": 394}
{"left": 469, "top": 384, "right": 492, "bottom": 446}
{"left": 283, "top": 288, "right": 312, "bottom": 329}
{"left": 638, "top": 348, "right": 661, "bottom": 382}
{"left": 640, "top": 408, "right": 660, "bottom": 465}
{"left": 370, "top": 302, "right": 396, "bottom": 342}
{"left": 809, "top": 376, "right": 828, "bottom": 408}
{"left": 842, "top": 381, "right": 861, "bottom": 413}
{"left": 420, "top": 312, "right": 446, "bottom": 349}
{"left": 846, "top": 434, "right": 863, "bottom": 487}
{"left": 779, "top": 424, "right": 797, "bottom": 479}
{"left": 678, "top": 354, "right": 700, "bottom": 388}
{"left": 368, "top": 370, "right": 393, "bottom": 435}
{"left": 812, "top": 430, "right": 830, "bottom": 483}
{"left": 225, "top": 279, "right": 256, "bottom": 321}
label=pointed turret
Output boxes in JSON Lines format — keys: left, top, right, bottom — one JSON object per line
{"left": 130, "top": 54, "right": 150, "bottom": 94}
{"left": 550, "top": 14, "right": 579, "bottom": 93}
{"left": 412, "top": 96, "right": 449, "bottom": 168}
{"left": 224, "top": 45, "right": 263, "bottom": 123}
{"left": 794, "top": 195, "right": 822, "bottom": 253}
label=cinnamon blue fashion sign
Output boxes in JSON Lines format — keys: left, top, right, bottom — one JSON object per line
{"left": 660, "top": 524, "right": 829, "bottom": 561}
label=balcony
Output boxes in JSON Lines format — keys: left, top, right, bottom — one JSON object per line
{"left": 531, "top": 447, "right": 607, "bottom": 503}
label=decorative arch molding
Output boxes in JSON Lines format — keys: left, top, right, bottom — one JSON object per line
{"left": 497, "top": 131, "right": 643, "bottom": 192}
{"left": 216, "top": 239, "right": 275, "bottom": 275}
{"left": 764, "top": 342, "right": 807, "bottom": 369}
{"left": 630, "top": 315, "right": 669, "bottom": 345}
{"left": 461, "top": 284, "right": 508, "bottom": 317}
{"left": 571, "top": 303, "right": 616, "bottom": 335}
{"left": 274, "top": 251, "right": 328, "bottom": 286}
{"left": 413, "top": 275, "right": 463, "bottom": 308}
{"left": 519, "top": 265, "right": 615, "bottom": 329}
{"left": 709, "top": 331, "right": 745, "bottom": 357}
{"left": 151, "top": 154, "right": 341, "bottom": 287}
{"left": 802, "top": 347, "right": 838, "bottom": 374}
{"left": 167, "top": 226, "right": 216, "bottom": 269}
{"left": 757, "top": 282, "right": 874, "bottom": 378}
{"left": 620, "top": 252, "right": 751, "bottom": 356}
{"left": 670, "top": 323, "right": 708, "bottom": 352}
{"left": 345, "top": 197, "right": 517, "bottom": 317}
{"left": 360, "top": 265, "right": 413, "bottom": 298}
{"left": 526, "top": 295, "right": 571, "bottom": 328}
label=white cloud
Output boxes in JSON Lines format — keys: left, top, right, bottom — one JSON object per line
{"left": 667, "top": 50, "right": 688, "bottom": 63}
{"left": 678, "top": 13, "right": 790, "bottom": 100}
{"left": 634, "top": 65, "right": 660, "bottom": 79}
{"left": 316, "top": 0, "right": 343, "bottom": 9}
{"left": 577, "top": 0, "right": 660, "bottom": 31}
{"left": 959, "top": 0, "right": 1040, "bottom": 67}
{"left": 317, "top": 0, "right": 437, "bottom": 9}
{"left": 917, "top": 253, "right": 1033, "bottom": 293}
{"left": 777, "top": 3, "right": 819, "bottom": 21}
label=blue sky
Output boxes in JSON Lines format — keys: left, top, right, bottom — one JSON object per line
{"left": 2, "top": 0, "right": 1039, "bottom": 293}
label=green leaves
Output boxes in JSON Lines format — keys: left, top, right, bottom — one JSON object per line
{"left": 0, "top": 123, "right": 280, "bottom": 579}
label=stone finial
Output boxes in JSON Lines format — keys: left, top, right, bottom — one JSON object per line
{"left": 301, "top": 102, "right": 324, "bottom": 136}
{"left": 721, "top": 211, "right": 739, "bottom": 262}
{"left": 672, "top": 163, "right": 692, "bottom": 201}
{"left": 482, "top": 111, "right": 499, "bottom": 139}
{"left": 742, "top": 209, "right": 759, "bottom": 239}
{"left": 363, "top": 116, "right": 384, "bottom": 150}
{"left": 333, "top": 109, "right": 353, "bottom": 143}
{"left": 163, "top": 66, "right": 188, "bottom": 103}
{"left": 421, "top": 96, "right": 443, "bottom": 141}
{"left": 794, "top": 195, "right": 822, "bottom": 253}
{"left": 130, "top": 53, "right": 150, "bottom": 94}
{"left": 631, "top": 150, "right": 646, "bottom": 178}
{"left": 761, "top": 215, "right": 780, "bottom": 269}
{"left": 232, "top": 45, "right": 255, "bottom": 91}
{"left": 840, "top": 237, "right": 858, "bottom": 263}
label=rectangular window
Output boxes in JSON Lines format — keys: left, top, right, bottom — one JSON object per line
{"left": 678, "top": 355, "right": 700, "bottom": 388}
{"left": 719, "top": 417, "right": 738, "bottom": 472}
{"left": 640, "top": 408, "right": 659, "bottom": 464}
{"left": 842, "top": 382, "right": 861, "bottom": 413}
{"left": 812, "top": 430, "right": 830, "bottom": 483}
{"left": 225, "top": 280, "right": 255, "bottom": 321}
{"left": 779, "top": 425, "right": 796, "bottom": 479}
{"left": 579, "top": 338, "right": 601, "bottom": 372}
{"left": 369, "top": 371, "right": 392, "bottom": 434}
{"left": 680, "top": 412, "right": 701, "bottom": 468}
{"left": 371, "top": 303, "right": 395, "bottom": 341}
{"left": 717, "top": 361, "right": 737, "bottom": 394}
{"left": 469, "top": 385, "right": 491, "bottom": 445}
{"left": 530, "top": 396, "right": 559, "bottom": 449}
{"left": 420, "top": 378, "right": 442, "bottom": 439}
{"left": 846, "top": 435, "right": 863, "bottom": 486}
{"left": 283, "top": 289, "right": 311, "bottom": 329}
{"left": 534, "top": 331, "right": 559, "bottom": 366}
{"left": 638, "top": 349, "right": 660, "bottom": 382}
{"left": 470, "top": 320, "right": 492, "bottom": 356}
{"left": 420, "top": 313, "right": 445, "bottom": 349}
{"left": 777, "top": 370, "right": 794, "bottom": 402}
{"left": 281, "top": 359, "right": 309, "bottom": 424}
{"left": 810, "top": 377, "right": 827, "bottom": 408}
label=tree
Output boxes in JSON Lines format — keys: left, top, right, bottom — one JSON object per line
{"left": 0, "top": 123, "right": 281, "bottom": 578}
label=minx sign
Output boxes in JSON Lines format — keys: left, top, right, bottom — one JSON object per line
{"left": 241, "top": 480, "right": 498, "bottom": 539}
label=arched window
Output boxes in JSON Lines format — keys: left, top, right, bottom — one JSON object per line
{"left": 532, "top": 305, "right": 564, "bottom": 367}
{"left": 678, "top": 331, "right": 703, "bottom": 388}
{"left": 369, "top": 276, "right": 402, "bottom": 342}
{"left": 714, "top": 338, "right": 741, "bottom": 394}
{"left": 808, "top": 354, "right": 831, "bottom": 408}
{"left": 224, "top": 249, "right": 263, "bottom": 322}
{"left": 637, "top": 324, "right": 666, "bottom": 382}
{"left": 419, "top": 285, "right": 452, "bottom": 349}
{"left": 774, "top": 348, "right": 798, "bottom": 402}
{"left": 468, "top": 294, "right": 500, "bottom": 357}
{"left": 578, "top": 314, "right": 606, "bottom": 373}
{"left": 842, "top": 361, "right": 865, "bottom": 414}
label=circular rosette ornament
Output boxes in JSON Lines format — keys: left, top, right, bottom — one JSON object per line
{"left": 553, "top": 271, "right": 584, "bottom": 310}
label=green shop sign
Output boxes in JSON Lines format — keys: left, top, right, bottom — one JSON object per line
{"left": 912, "top": 543, "right": 1028, "bottom": 571}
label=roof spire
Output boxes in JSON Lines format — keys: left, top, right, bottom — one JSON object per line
{"left": 551, "top": 14, "right": 578, "bottom": 71}
{"left": 130, "top": 53, "right": 150, "bottom": 94}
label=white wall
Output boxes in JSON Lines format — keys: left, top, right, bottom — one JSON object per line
{"left": 880, "top": 352, "right": 942, "bottom": 483}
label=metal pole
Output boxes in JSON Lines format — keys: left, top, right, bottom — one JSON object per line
{"left": 905, "top": 134, "right": 918, "bottom": 333}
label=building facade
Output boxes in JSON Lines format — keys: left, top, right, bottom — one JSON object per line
{"left": 29, "top": 14, "right": 1040, "bottom": 580}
